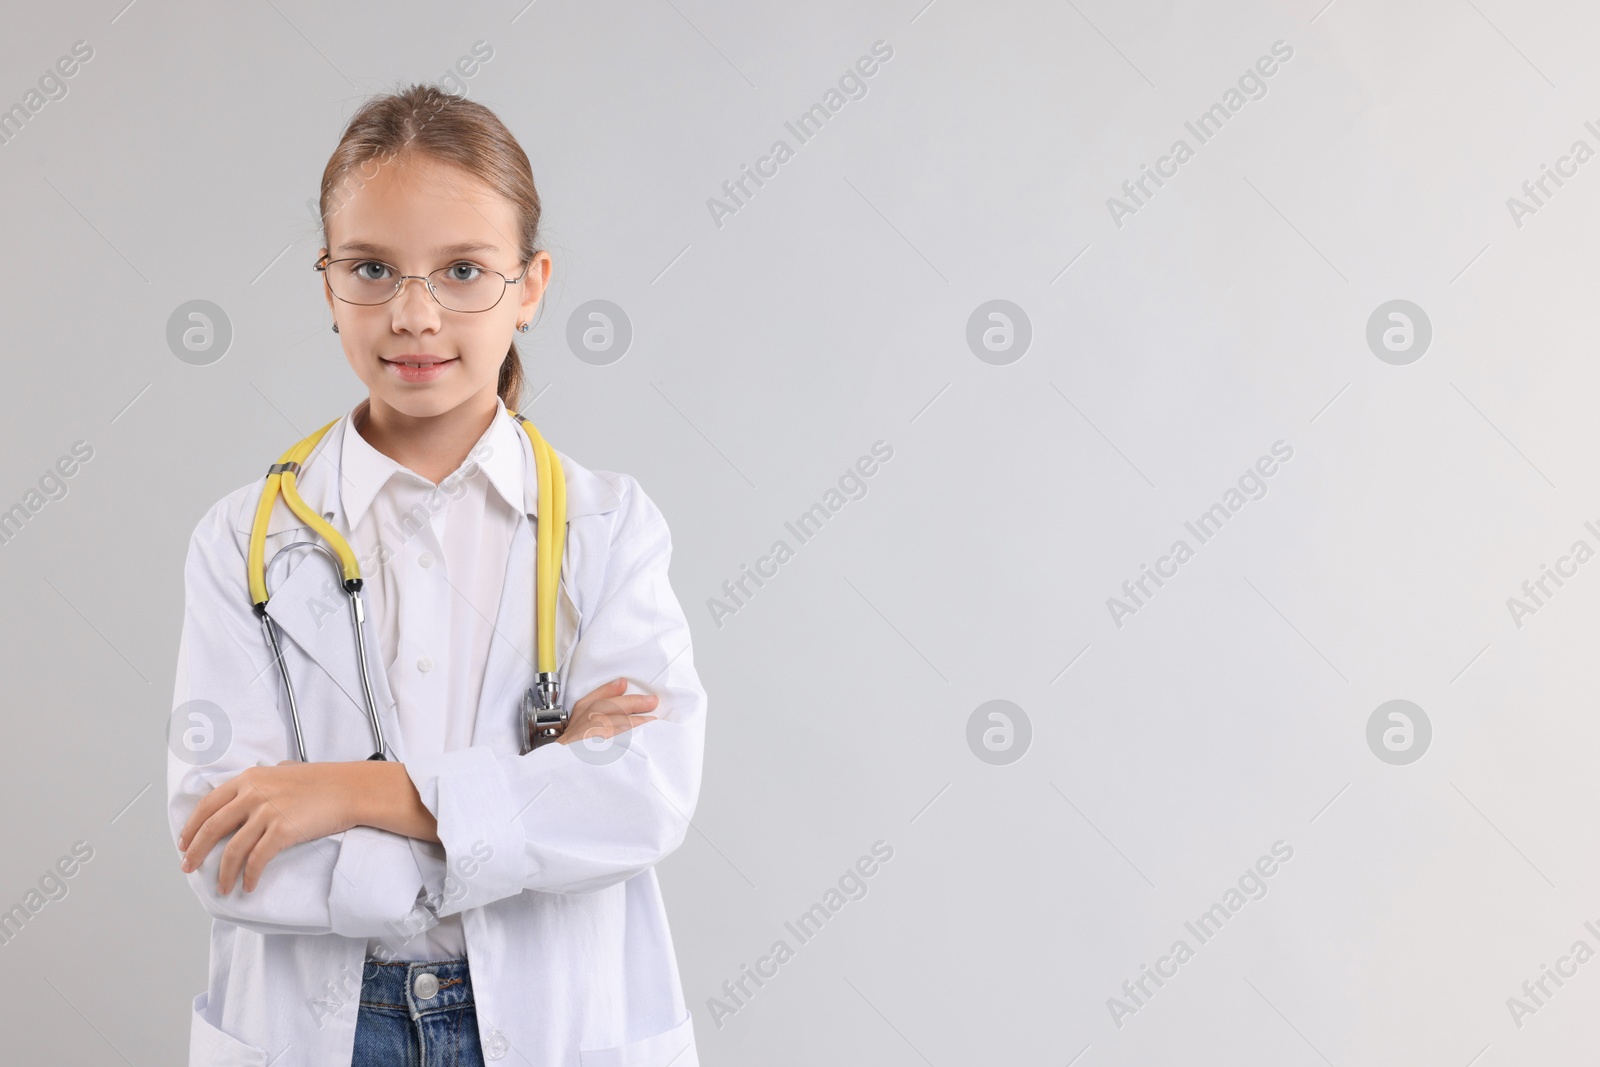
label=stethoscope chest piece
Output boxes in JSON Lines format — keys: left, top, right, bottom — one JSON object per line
{"left": 519, "top": 672, "right": 567, "bottom": 754}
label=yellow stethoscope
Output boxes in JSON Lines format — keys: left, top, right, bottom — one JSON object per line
{"left": 247, "top": 409, "right": 568, "bottom": 761}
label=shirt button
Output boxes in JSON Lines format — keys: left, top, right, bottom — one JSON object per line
{"left": 485, "top": 1028, "right": 508, "bottom": 1059}
{"left": 413, "top": 971, "right": 439, "bottom": 1000}
{"left": 417, "top": 656, "right": 433, "bottom": 673}
{"left": 418, "top": 551, "right": 434, "bottom": 569}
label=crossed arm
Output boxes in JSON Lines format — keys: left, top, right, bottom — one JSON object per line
{"left": 176, "top": 679, "right": 658, "bottom": 896}
{"left": 170, "top": 474, "right": 702, "bottom": 932}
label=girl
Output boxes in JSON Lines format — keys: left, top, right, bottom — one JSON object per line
{"left": 166, "top": 84, "right": 706, "bottom": 1067}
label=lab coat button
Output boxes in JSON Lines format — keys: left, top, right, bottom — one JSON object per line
{"left": 417, "top": 656, "right": 433, "bottom": 673}
{"left": 418, "top": 551, "right": 434, "bottom": 569}
{"left": 485, "top": 1028, "right": 508, "bottom": 1059}
{"left": 413, "top": 971, "right": 439, "bottom": 1000}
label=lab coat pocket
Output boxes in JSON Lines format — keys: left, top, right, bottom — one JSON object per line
{"left": 578, "top": 1009, "right": 697, "bottom": 1067}
{"left": 189, "top": 991, "right": 269, "bottom": 1067}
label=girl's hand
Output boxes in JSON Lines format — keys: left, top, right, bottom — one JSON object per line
{"left": 561, "top": 678, "right": 659, "bottom": 745}
{"left": 176, "top": 762, "right": 360, "bottom": 894}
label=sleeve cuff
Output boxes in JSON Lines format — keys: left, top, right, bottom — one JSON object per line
{"left": 405, "top": 747, "right": 534, "bottom": 915}
{"left": 327, "top": 825, "right": 436, "bottom": 938}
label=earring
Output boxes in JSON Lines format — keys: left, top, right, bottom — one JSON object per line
{"left": 517, "top": 321, "right": 530, "bottom": 333}
{"left": 331, "top": 323, "right": 340, "bottom": 334}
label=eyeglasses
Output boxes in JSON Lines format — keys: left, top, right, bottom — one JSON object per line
{"left": 315, "top": 253, "right": 529, "bottom": 313}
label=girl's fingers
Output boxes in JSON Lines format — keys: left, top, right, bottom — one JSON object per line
{"left": 560, "top": 683, "right": 660, "bottom": 745}
{"left": 181, "top": 815, "right": 222, "bottom": 872}
{"left": 241, "top": 825, "right": 288, "bottom": 894}
{"left": 182, "top": 791, "right": 248, "bottom": 874}
{"left": 570, "top": 677, "right": 628, "bottom": 715}
{"left": 573, "top": 682, "right": 658, "bottom": 717}
{"left": 592, "top": 711, "right": 657, "bottom": 736}
{"left": 608, "top": 694, "right": 659, "bottom": 714}
{"left": 178, "top": 781, "right": 234, "bottom": 852}
{"left": 588, "top": 706, "right": 658, "bottom": 731}
{"left": 563, "top": 712, "right": 657, "bottom": 744}
{"left": 215, "top": 808, "right": 268, "bottom": 894}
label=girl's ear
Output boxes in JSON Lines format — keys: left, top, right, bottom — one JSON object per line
{"left": 519, "top": 252, "right": 552, "bottom": 321}
{"left": 318, "top": 248, "right": 336, "bottom": 315}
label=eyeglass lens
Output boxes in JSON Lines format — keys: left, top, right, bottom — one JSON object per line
{"left": 323, "top": 259, "right": 510, "bottom": 313}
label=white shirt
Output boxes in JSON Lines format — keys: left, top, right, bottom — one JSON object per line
{"left": 340, "top": 396, "right": 524, "bottom": 961}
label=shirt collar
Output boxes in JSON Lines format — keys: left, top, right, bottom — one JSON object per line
{"left": 339, "top": 395, "right": 526, "bottom": 530}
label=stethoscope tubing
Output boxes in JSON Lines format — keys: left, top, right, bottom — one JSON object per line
{"left": 262, "top": 540, "right": 387, "bottom": 762}
{"left": 248, "top": 410, "right": 567, "bottom": 762}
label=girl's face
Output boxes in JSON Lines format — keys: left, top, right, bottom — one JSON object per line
{"left": 319, "top": 154, "right": 551, "bottom": 420}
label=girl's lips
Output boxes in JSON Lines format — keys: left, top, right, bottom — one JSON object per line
{"left": 383, "top": 357, "right": 456, "bottom": 383}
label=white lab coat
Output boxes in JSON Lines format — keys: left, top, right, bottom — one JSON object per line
{"left": 166, "top": 412, "right": 706, "bottom": 1066}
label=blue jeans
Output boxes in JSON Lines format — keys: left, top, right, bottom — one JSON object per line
{"left": 352, "top": 956, "right": 485, "bottom": 1067}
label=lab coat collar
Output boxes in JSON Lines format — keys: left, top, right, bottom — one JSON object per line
{"left": 234, "top": 398, "right": 623, "bottom": 537}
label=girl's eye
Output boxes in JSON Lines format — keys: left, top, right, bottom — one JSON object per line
{"left": 351, "top": 261, "right": 392, "bottom": 281}
{"left": 443, "top": 263, "right": 483, "bottom": 283}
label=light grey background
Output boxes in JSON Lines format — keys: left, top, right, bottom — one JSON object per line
{"left": 2, "top": 0, "right": 1596, "bottom": 1063}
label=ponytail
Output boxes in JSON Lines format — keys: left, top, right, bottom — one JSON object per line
{"left": 497, "top": 342, "right": 525, "bottom": 410}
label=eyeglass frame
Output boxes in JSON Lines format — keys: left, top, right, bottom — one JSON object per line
{"left": 314, "top": 252, "right": 532, "bottom": 313}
